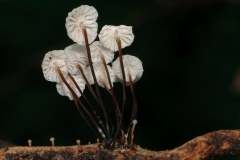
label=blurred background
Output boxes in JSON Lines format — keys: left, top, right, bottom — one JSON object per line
{"left": 1, "top": 0, "right": 240, "bottom": 159}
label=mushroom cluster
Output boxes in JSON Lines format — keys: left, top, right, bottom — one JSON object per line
{"left": 41, "top": 4, "right": 143, "bottom": 150}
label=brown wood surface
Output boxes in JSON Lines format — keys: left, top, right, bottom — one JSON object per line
{"left": 1, "top": 130, "right": 240, "bottom": 159}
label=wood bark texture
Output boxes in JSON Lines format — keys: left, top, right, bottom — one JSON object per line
{"left": 1, "top": 130, "right": 240, "bottom": 160}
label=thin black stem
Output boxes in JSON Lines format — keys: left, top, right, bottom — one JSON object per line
{"left": 77, "top": 65, "right": 113, "bottom": 140}
{"left": 101, "top": 80, "right": 112, "bottom": 95}
{"left": 56, "top": 67, "right": 106, "bottom": 141}
{"left": 76, "top": 94, "right": 107, "bottom": 142}
{"left": 72, "top": 95, "right": 101, "bottom": 140}
{"left": 77, "top": 64, "right": 100, "bottom": 105}
{"left": 81, "top": 25, "right": 110, "bottom": 142}
{"left": 101, "top": 55, "right": 122, "bottom": 149}
{"left": 68, "top": 73, "right": 89, "bottom": 104}
{"left": 116, "top": 37, "right": 127, "bottom": 115}
{"left": 126, "top": 72, "right": 138, "bottom": 141}
{"left": 68, "top": 73, "right": 107, "bottom": 134}
{"left": 101, "top": 55, "right": 122, "bottom": 121}
{"left": 110, "top": 37, "right": 127, "bottom": 150}
{"left": 129, "top": 73, "right": 138, "bottom": 121}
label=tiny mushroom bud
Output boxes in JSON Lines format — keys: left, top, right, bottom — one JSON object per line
{"left": 76, "top": 139, "right": 80, "bottom": 144}
{"left": 27, "top": 139, "right": 32, "bottom": 147}
{"left": 112, "top": 55, "right": 143, "bottom": 84}
{"left": 76, "top": 139, "right": 81, "bottom": 147}
{"left": 132, "top": 119, "right": 137, "bottom": 125}
{"left": 56, "top": 75, "right": 85, "bottom": 100}
{"left": 42, "top": 50, "right": 68, "bottom": 82}
{"left": 66, "top": 5, "right": 98, "bottom": 45}
{"left": 124, "top": 134, "right": 128, "bottom": 146}
{"left": 130, "top": 119, "right": 138, "bottom": 146}
{"left": 50, "top": 137, "right": 55, "bottom": 147}
{"left": 76, "top": 139, "right": 82, "bottom": 152}
{"left": 99, "top": 25, "right": 134, "bottom": 52}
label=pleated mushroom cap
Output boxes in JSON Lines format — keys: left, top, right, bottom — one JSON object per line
{"left": 99, "top": 25, "right": 134, "bottom": 52}
{"left": 65, "top": 48, "right": 79, "bottom": 75}
{"left": 90, "top": 41, "right": 114, "bottom": 64}
{"left": 85, "top": 63, "right": 116, "bottom": 88}
{"left": 112, "top": 55, "right": 143, "bottom": 83}
{"left": 66, "top": 5, "right": 98, "bottom": 45}
{"left": 42, "top": 50, "right": 68, "bottom": 82}
{"left": 64, "top": 43, "right": 89, "bottom": 68}
{"left": 56, "top": 75, "right": 85, "bottom": 100}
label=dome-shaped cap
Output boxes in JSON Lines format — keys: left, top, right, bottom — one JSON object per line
{"left": 56, "top": 75, "right": 85, "bottom": 100}
{"left": 85, "top": 63, "right": 117, "bottom": 89}
{"left": 90, "top": 41, "right": 115, "bottom": 64}
{"left": 98, "top": 25, "right": 134, "bottom": 52}
{"left": 42, "top": 50, "right": 68, "bottom": 82}
{"left": 64, "top": 43, "right": 89, "bottom": 68}
{"left": 112, "top": 55, "right": 143, "bottom": 83}
{"left": 66, "top": 5, "right": 98, "bottom": 45}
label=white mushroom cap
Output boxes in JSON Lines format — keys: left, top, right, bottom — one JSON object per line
{"left": 84, "top": 63, "right": 117, "bottom": 89}
{"left": 98, "top": 25, "right": 134, "bottom": 52}
{"left": 132, "top": 119, "right": 137, "bottom": 125}
{"left": 50, "top": 137, "right": 55, "bottom": 146}
{"left": 56, "top": 75, "right": 85, "bottom": 100}
{"left": 27, "top": 139, "right": 32, "bottom": 146}
{"left": 112, "top": 55, "right": 143, "bottom": 83}
{"left": 90, "top": 41, "right": 115, "bottom": 64}
{"left": 66, "top": 5, "right": 98, "bottom": 45}
{"left": 65, "top": 48, "right": 79, "bottom": 75}
{"left": 42, "top": 50, "right": 68, "bottom": 82}
{"left": 64, "top": 43, "right": 89, "bottom": 68}
{"left": 76, "top": 139, "right": 81, "bottom": 144}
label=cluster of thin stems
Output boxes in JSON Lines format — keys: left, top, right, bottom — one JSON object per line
{"left": 56, "top": 25, "right": 138, "bottom": 150}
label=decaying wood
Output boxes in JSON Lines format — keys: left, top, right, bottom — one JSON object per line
{"left": 1, "top": 130, "right": 240, "bottom": 160}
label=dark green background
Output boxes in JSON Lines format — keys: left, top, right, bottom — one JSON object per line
{"left": 1, "top": 0, "right": 240, "bottom": 159}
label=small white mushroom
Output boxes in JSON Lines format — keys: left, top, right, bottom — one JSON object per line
{"left": 84, "top": 63, "right": 117, "bottom": 89}
{"left": 90, "top": 41, "right": 115, "bottom": 64}
{"left": 112, "top": 55, "right": 143, "bottom": 84}
{"left": 65, "top": 48, "right": 79, "bottom": 75}
{"left": 56, "top": 75, "right": 85, "bottom": 100}
{"left": 42, "top": 50, "right": 68, "bottom": 82}
{"left": 124, "top": 134, "right": 128, "bottom": 146}
{"left": 65, "top": 5, "right": 98, "bottom": 45}
{"left": 99, "top": 25, "right": 134, "bottom": 99}
{"left": 130, "top": 119, "right": 138, "bottom": 146}
{"left": 99, "top": 25, "right": 134, "bottom": 52}
{"left": 132, "top": 119, "right": 137, "bottom": 128}
{"left": 64, "top": 43, "right": 89, "bottom": 68}
{"left": 76, "top": 139, "right": 81, "bottom": 147}
{"left": 27, "top": 139, "right": 32, "bottom": 147}
{"left": 50, "top": 137, "right": 55, "bottom": 147}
